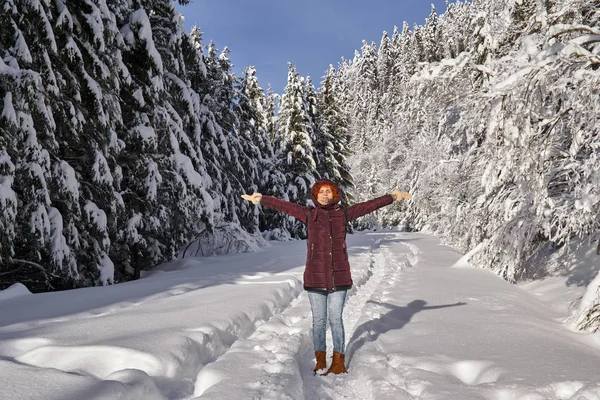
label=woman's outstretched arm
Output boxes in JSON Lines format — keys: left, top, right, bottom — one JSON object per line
{"left": 346, "top": 190, "right": 411, "bottom": 221}
{"left": 241, "top": 193, "right": 310, "bottom": 223}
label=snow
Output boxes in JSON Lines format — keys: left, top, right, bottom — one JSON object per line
{"left": 55, "top": 0, "right": 74, "bottom": 31}
{"left": 98, "top": 252, "right": 114, "bottom": 285}
{"left": 63, "top": 37, "right": 83, "bottom": 64}
{"left": 0, "top": 152, "right": 17, "bottom": 234}
{"left": 125, "top": 213, "right": 145, "bottom": 243}
{"left": 0, "top": 283, "right": 31, "bottom": 301}
{"left": 1, "top": 92, "right": 17, "bottom": 125}
{"left": 12, "top": 29, "right": 32, "bottom": 64}
{"left": 48, "top": 207, "right": 71, "bottom": 268}
{"left": 1, "top": 232, "right": 599, "bottom": 400}
{"left": 145, "top": 160, "right": 162, "bottom": 201}
{"left": 53, "top": 160, "right": 80, "bottom": 202}
{"left": 133, "top": 124, "right": 158, "bottom": 149}
{"left": 173, "top": 152, "right": 206, "bottom": 189}
{"left": 29, "top": 203, "right": 50, "bottom": 241}
{"left": 84, "top": 200, "right": 108, "bottom": 232}
{"left": 92, "top": 150, "right": 114, "bottom": 186}
{"left": 575, "top": 192, "right": 600, "bottom": 213}
{"left": 133, "top": 88, "right": 146, "bottom": 107}
{"left": 124, "top": 9, "right": 164, "bottom": 74}
{"left": 82, "top": 0, "right": 107, "bottom": 52}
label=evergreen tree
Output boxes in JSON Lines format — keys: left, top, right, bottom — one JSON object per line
{"left": 237, "top": 67, "right": 272, "bottom": 158}
{"left": 0, "top": 92, "right": 17, "bottom": 267}
{"left": 422, "top": 4, "right": 442, "bottom": 63}
{"left": 112, "top": 1, "right": 212, "bottom": 277}
{"left": 264, "top": 86, "right": 279, "bottom": 143}
{"left": 349, "top": 41, "right": 380, "bottom": 152}
{"left": 52, "top": 0, "right": 124, "bottom": 286}
{"left": 303, "top": 75, "right": 320, "bottom": 166}
{"left": 257, "top": 85, "right": 288, "bottom": 237}
{"left": 377, "top": 31, "right": 392, "bottom": 94}
{"left": 272, "top": 63, "right": 316, "bottom": 237}
{"left": 236, "top": 67, "right": 286, "bottom": 234}
{"left": 205, "top": 43, "right": 259, "bottom": 232}
{"left": 0, "top": 0, "right": 123, "bottom": 289}
{"left": 316, "top": 66, "right": 353, "bottom": 201}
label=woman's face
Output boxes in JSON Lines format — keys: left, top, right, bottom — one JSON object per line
{"left": 317, "top": 185, "right": 334, "bottom": 205}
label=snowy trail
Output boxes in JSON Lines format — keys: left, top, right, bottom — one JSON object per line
{"left": 326, "top": 235, "right": 600, "bottom": 400}
{"left": 303, "top": 238, "right": 417, "bottom": 400}
{"left": 190, "top": 232, "right": 600, "bottom": 400}
{"left": 189, "top": 234, "right": 403, "bottom": 399}
{"left": 0, "top": 248, "right": 311, "bottom": 400}
{"left": 3, "top": 232, "right": 600, "bottom": 400}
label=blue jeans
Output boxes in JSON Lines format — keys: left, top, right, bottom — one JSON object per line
{"left": 307, "top": 290, "right": 347, "bottom": 354}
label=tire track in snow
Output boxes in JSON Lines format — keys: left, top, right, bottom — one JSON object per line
{"left": 186, "top": 234, "right": 399, "bottom": 400}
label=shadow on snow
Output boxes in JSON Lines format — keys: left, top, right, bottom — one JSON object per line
{"left": 346, "top": 299, "right": 467, "bottom": 365}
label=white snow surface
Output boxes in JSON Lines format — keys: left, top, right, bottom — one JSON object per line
{"left": 1, "top": 232, "right": 600, "bottom": 400}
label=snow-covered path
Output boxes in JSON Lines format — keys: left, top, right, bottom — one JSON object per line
{"left": 322, "top": 235, "right": 600, "bottom": 400}
{"left": 192, "top": 233, "right": 600, "bottom": 400}
{"left": 2, "top": 232, "right": 600, "bottom": 400}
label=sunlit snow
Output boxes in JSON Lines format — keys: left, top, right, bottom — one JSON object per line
{"left": 2, "top": 232, "right": 599, "bottom": 400}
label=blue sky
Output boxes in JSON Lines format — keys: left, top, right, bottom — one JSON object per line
{"left": 175, "top": 0, "right": 449, "bottom": 95}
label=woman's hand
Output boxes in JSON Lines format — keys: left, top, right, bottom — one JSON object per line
{"left": 391, "top": 190, "right": 411, "bottom": 201}
{"left": 241, "top": 193, "right": 262, "bottom": 204}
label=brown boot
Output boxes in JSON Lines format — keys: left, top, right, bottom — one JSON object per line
{"left": 321, "top": 351, "right": 347, "bottom": 375}
{"left": 313, "top": 351, "right": 327, "bottom": 374}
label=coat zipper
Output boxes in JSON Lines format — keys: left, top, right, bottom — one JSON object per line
{"left": 310, "top": 243, "right": 314, "bottom": 261}
{"left": 328, "top": 211, "right": 335, "bottom": 290}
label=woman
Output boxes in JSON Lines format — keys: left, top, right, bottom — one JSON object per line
{"left": 242, "top": 179, "right": 411, "bottom": 375}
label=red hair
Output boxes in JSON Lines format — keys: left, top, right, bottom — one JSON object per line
{"left": 312, "top": 181, "right": 341, "bottom": 203}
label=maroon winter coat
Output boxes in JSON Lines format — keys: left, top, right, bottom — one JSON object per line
{"left": 260, "top": 179, "right": 394, "bottom": 292}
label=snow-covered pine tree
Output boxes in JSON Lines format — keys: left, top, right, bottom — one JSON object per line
{"left": 151, "top": 2, "right": 220, "bottom": 261}
{"left": 395, "top": 21, "right": 417, "bottom": 80}
{"left": 217, "top": 49, "right": 262, "bottom": 233}
{"left": 113, "top": 1, "right": 206, "bottom": 277}
{"left": 438, "top": 0, "right": 472, "bottom": 60}
{"left": 257, "top": 84, "right": 289, "bottom": 237}
{"left": 388, "top": 25, "right": 403, "bottom": 84}
{"left": 1, "top": 0, "right": 118, "bottom": 289}
{"left": 348, "top": 41, "right": 380, "bottom": 154}
{"left": 184, "top": 24, "right": 221, "bottom": 232}
{"left": 346, "top": 40, "right": 387, "bottom": 209}
{"left": 0, "top": 94, "right": 17, "bottom": 268}
{"left": 203, "top": 44, "right": 247, "bottom": 228}
{"left": 195, "top": 41, "right": 230, "bottom": 220}
{"left": 316, "top": 65, "right": 353, "bottom": 202}
{"left": 0, "top": 0, "right": 20, "bottom": 274}
{"left": 1, "top": 2, "right": 51, "bottom": 291}
{"left": 237, "top": 67, "right": 271, "bottom": 160}
{"left": 264, "top": 86, "right": 279, "bottom": 143}
{"left": 271, "top": 63, "right": 316, "bottom": 238}
{"left": 377, "top": 32, "right": 392, "bottom": 94}
{"left": 409, "top": 23, "right": 426, "bottom": 63}
{"left": 236, "top": 66, "right": 286, "bottom": 234}
{"left": 303, "top": 75, "right": 320, "bottom": 169}
{"left": 422, "top": 4, "right": 442, "bottom": 63}
{"left": 329, "top": 57, "right": 354, "bottom": 122}
{"left": 51, "top": 0, "right": 126, "bottom": 287}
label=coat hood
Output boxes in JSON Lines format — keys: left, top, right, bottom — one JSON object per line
{"left": 311, "top": 179, "right": 342, "bottom": 209}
